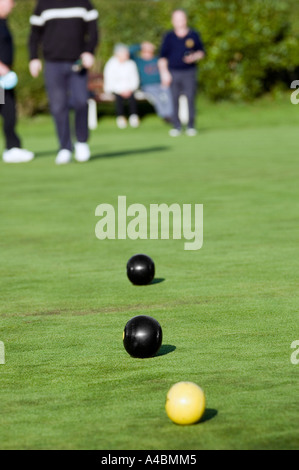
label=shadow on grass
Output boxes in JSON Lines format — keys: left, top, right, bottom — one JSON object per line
{"left": 199, "top": 408, "right": 218, "bottom": 423}
{"left": 156, "top": 344, "right": 176, "bottom": 356}
{"left": 35, "top": 150, "right": 57, "bottom": 158}
{"left": 150, "top": 278, "right": 165, "bottom": 285}
{"left": 90, "top": 146, "right": 170, "bottom": 161}
{"left": 34, "top": 146, "right": 170, "bottom": 160}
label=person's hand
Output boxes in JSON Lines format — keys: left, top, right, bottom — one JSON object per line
{"left": 121, "top": 90, "right": 133, "bottom": 99}
{"left": 183, "top": 51, "right": 205, "bottom": 64}
{"left": 80, "top": 52, "right": 95, "bottom": 69}
{"left": 161, "top": 70, "right": 172, "bottom": 87}
{"left": 29, "top": 59, "right": 42, "bottom": 78}
{"left": 0, "top": 61, "right": 10, "bottom": 76}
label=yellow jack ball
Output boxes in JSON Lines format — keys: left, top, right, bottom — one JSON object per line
{"left": 165, "top": 382, "right": 206, "bottom": 425}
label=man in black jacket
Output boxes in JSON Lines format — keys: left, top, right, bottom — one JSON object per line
{"left": 0, "top": 0, "right": 34, "bottom": 163}
{"left": 29, "top": 0, "right": 99, "bottom": 164}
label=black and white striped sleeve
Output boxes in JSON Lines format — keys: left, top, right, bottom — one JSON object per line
{"left": 83, "top": 1, "right": 99, "bottom": 54}
{"left": 28, "top": 1, "right": 44, "bottom": 60}
{"left": 28, "top": 0, "right": 99, "bottom": 60}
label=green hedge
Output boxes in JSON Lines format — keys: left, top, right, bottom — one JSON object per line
{"left": 10, "top": 0, "right": 299, "bottom": 115}
{"left": 193, "top": 0, "right": 299, "bottom": 100}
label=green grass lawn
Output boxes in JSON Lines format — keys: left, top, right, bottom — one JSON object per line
{"left": 0, "top": 96, "right": 299, "bottom": 450}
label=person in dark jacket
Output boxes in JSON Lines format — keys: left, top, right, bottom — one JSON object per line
{"left": 28, "top": 0, "right": 99, "bottom": 164}
{"left": 0, "top": 0, "right": 34, "bottom": 163}
{"left": 159, "top": 9, "right": 205, "bottom": 136}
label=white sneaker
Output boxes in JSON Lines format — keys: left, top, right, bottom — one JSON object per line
{"left": 55, "top": 149, "right": 72, "bottom": 165}
{"left": 129, "top": 114, "right": 140, "bottom": 128}
{"left": 116, "top": 116, "right": 127, "bottom": 129}
{"left": 2, "top": 147, "right": 34, "bottom": 163}
{"left": 169, "top": 128, "right": 182, "bottom": 137}
{"left": 186, "top": 128, "right": 198, "bottom": 136}
{"left": 74, "top": 142, "right": 90, "bottom": 162}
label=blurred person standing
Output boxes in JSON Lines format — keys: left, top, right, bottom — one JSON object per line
{"left": 28, "top": 0, "right": 99, "bottom": 164}
{"left": 158, "top": 9, "right": 205, "bottom": 136}
{"left": 104, "top": 44, "right": 140, "bottom": 129}
{"left": 0, "top": 0, "right": 34, "bottom": 163}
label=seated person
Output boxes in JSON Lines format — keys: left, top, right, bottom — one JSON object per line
{"left": 103, "top": 44, "right": 140, "bottom": 129}
{"left": 130, "top": 41, "right": 173, "bottom": 122}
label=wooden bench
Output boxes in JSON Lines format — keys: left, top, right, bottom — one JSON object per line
{"left": 88, "top": 72, "right": 148, "bottom": 103}
{"left": 87, "top": 72, "right": 189, "bottom": 129}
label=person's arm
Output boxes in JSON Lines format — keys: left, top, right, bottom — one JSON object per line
{"left": 0, "top": 62, "right": 10, "bottom": 76}
{"left": 129, "top": 44, "right": 141, "bottom": 60}
{"left": 183, "top": 32, "right": 205, "bottom": 64}
{"left": 103, "top": 59, "right": 116, "bottom": 94}
{"left": 0, "top": 23, "right": 12, "bottom": 74}
{"left": 28, "top": 1, "right": 44, "bottom": 77}
{"left": 128, "top": 61, "right": 140, "bottom": 92}
{"left": 158, "top": 58, "right": 172, "bottom": 87}
{"left": 183, "top": 50, "right": 205, "bottom": 64}
{"left": 81, "top": 1, "right": 99, "bottom": 69}
{"left": 158, "top": 34, "right": 172, "bottom": 87}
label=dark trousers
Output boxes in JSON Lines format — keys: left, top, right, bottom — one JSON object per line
{"left": 115, "top": 93, "right": 138, "bottom": 117}
{"left": 44, "top": 61, "right": 89, "bottom": 151}
{"left": 0, "top": 89, "right": 21, "bottom": 149}
{"left": 170, "top": 68, "right": 197, "bottom": 129}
